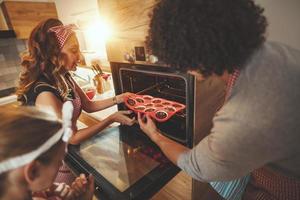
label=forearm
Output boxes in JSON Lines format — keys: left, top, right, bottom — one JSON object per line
{"left": 150, "top": 130, "right": 250, "bottom": 182}
{"left": 69, "top": 116, "right": 113, "bottom": 144}
{"left": 151, "top": 131, "right": 190, "bottom": 165}
{"left": 74, "top": 77, "right": 120, "bottom": 113}
{"left": 85, "top": 96, "right": 118, "bottom": 113}
{"left": 176, "top": 135, "right": 256, "bottom": 182}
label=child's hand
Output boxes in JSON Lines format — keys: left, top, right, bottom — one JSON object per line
{"left": 71, "top": 174, "right": 95, "bottom": 200}
{"left": 71, "top": 174, "right": 87, "bottom": 196}
{"left": 53, "top": 182, "right": 75, "bottom": 200}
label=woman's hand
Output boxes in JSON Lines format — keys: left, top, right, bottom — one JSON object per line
{"left": 116, "top": 92, "right": 134, "bottom": 104}
{"left": 71, "top": 174, "right": 95, "bottom": 200}
{"left": 137, "top": 113, "right": 159, "bottom": 141}
{"left": 110, "top": 110, "right": 136, "bottom": 126}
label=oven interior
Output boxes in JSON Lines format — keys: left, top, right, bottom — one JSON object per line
{"left": 118, "top": 67, "right": 191, "bottom": 145}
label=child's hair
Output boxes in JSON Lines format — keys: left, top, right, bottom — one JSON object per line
{"left": 0, "top": 105, "right": 63, "bottom": 196}
{"left": 16, "top": 18, "right": 72, "bottom": 103}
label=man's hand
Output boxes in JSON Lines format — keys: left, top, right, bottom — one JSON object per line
{"left": 138, "top": 112, "right": 190, "bottom": 165}
{"left": 137, "top": 113, "right": 159, "bottom": 141}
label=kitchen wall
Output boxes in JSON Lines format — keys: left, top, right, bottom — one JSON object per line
{"left": 54, "top": 0, "right": 98, "bottom": 25}
{"left": 0, "top": 38, "right": 26, "bottom": 93}
{"left": 54, "top": 0, "right": 109, "bottom": 67}
{"left": 255, "top": 0, "right": 300, "bottom": 50}
{"left": 98, "top": 0, "right": 156, "bottom": 41}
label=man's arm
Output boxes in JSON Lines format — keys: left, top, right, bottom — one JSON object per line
{"left": 138, "top": 112, "right": 285, "bottom": 182}
{"left": 150, "top": 130, "right": 190, "bottom": 165}
{"left": 137, "top": 113, "right": 190, "bottom": 163}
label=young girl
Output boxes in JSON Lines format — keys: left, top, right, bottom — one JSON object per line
{"left": 16, "top": 18, "right": 135, "bottom": 185}
{"left": 0, "top": 104, "right": 94, "bottom": 200}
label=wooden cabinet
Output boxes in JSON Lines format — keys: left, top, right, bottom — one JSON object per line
{"left": 1, "top": 1, "right": 58, "bottom": 39}
{"left": 98, "top": 0, "right": 156, "bottom": 41}
{"left": 0, "top": 9, "right": 9, "bottom": 30}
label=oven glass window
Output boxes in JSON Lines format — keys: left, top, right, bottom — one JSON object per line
{"left": 79, "top": 130, "right": 159, "bottom": 192}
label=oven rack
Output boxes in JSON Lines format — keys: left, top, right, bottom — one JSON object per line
{"left": 133, "top": 83, "right": 187, "bottom": 118}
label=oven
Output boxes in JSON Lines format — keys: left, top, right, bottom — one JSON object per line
{"left": 65, "top": 58, "right": 222, "bottom": 200}
{"left": 66, "top": 64, "right": 194, "bottom": 200}
{"left": 114, "top": 64, "right": 194, "bottom": 147}
{"left": 65, "top": 39, "right": 226, "bottom": 200}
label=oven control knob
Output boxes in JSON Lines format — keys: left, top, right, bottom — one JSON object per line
{"left": 124, "top": 53, "right": 134, "bottom": 62}
{"left": 149, "top": 55, "right": 158, "bottom": 64}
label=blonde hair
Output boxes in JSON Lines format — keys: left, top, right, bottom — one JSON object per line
{"left": 0, "top": 105, "right": 63, "bottom": 195}
{"left": 16, "top": 18, "right": 72, "bottom": 103}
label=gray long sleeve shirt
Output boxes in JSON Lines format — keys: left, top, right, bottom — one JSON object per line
{"left": 177, "top": 41, "right": 300, "bottom": 182}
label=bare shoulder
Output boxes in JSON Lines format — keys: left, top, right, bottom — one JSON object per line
{"left": 36, "top": 91, "right": 63, "bottom": 116}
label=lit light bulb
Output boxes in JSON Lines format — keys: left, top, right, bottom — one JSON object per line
{"left": 86, "top": 19, "right": 113, "bottom": 42}
{"left": 81, "top": 18, "right": 113, "bottom": 57}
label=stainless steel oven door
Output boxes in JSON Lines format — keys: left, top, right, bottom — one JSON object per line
{"left": 65, "top": 125, "right": 180, "bottom": 200}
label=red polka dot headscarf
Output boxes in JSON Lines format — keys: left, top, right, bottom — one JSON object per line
{"left": 48, "top": 24, "right": 78, "bottom": 49}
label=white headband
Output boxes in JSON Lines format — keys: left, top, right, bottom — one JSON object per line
{"left": 0, "top": 101, "right": 74, "bottom": 174}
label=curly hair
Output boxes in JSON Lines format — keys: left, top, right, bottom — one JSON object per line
{"left": 146, "top": 0, "right": 268, "bottom": 76}
{"left": 16, "top": 18, "right": 72, "bottom": 102}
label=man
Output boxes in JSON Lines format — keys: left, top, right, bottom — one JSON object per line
{"left": 138, "top": 0, "right": 300, "bottom": 199}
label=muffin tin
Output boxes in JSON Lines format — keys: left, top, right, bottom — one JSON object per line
{"left": 124, "top": 94, "right": 185, "bottom": 122}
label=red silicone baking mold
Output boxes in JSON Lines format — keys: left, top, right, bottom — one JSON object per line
{"left": 124, "top": 94, "right": 186, "bottom": 122}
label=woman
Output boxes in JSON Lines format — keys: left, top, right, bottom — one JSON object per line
{"left": 139, "top": 0, "right": 300, "bottom": 199}
{"left": 16, "top": 18, "right": 135, "bottom": 185}
{"left": 0, "top": 104, "right": 94, "bottom": 200}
